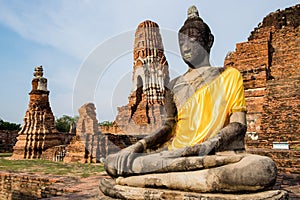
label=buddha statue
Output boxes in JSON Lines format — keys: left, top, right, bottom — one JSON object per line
{"left": 100, "top": 5, "right": 281, "bottom": 199}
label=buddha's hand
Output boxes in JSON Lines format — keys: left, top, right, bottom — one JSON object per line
{"left": 180, "top": 137, "right": 220, "bottom": 157}
{"left": 104, "top": 140, "right": 146, "bottom": 178}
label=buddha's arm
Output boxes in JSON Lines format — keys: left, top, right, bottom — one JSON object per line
{"left": 142, "top": 88, "right": 177, "bottom": 149}
{"left": 229, "top": 111, "right": 246, "bottom": 125}
{"left": 213, "top": 111, "right": 247, "bottom": 152}
{"left": 104, "top": 88, "right": 177, "bottom": 177}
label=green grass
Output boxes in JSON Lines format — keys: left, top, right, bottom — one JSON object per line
{"left": 0, "top": 154, "right": 105, "bottom": 178}
{"left": 0, "top": 153, "right": 12, "bottom": 157}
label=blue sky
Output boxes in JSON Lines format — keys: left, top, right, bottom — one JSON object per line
{"left": 0, "top": 0, "right": 298, "bottom": 124}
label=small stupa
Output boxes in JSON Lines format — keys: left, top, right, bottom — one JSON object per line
{"left": 12, "top": 66, "right": 61, "bottom": 159}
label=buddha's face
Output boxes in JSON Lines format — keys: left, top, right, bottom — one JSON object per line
{"left": 179, "top": 28, "right": 210, "bottom": 69}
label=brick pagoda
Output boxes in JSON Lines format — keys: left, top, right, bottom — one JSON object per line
{"left": 115, "top": 20, "right": 170, "bottom": 134}
{"left": 12, "top": 66, "right": 62, "bottom": 159}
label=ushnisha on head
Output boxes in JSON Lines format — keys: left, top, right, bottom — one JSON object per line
{"left": 179, "top": 6, "right": 214, "bottom": 68}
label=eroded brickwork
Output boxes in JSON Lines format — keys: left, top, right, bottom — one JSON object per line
{"left": 99, "top": 124, "right": 122, "bottom": 134}
{"left": 0, "top": 130, "right": 18, "bottom": 153}
{"left": 115, "top": 20, "right": 169, "bottom": 134}
{"left": 12, "top": 66, "right": 63, "bottom": 159}
{"left": 0, "top": 171, "right": 75, "bottom": 199}
{"left": 225, "top": 4, "right": 300, "bottom": 172}
{"left": 64, "top": 103, "right": 101, "bottom": 163}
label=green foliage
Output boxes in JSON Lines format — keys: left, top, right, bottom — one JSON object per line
{"left": 55, "top": 115, "right": 79, "bottom": 132}
{"left": 0, "top": 119, "right": 21, "bottom": 131}
{"left": 99, "top": 120, "right": 113, "bottom": 127}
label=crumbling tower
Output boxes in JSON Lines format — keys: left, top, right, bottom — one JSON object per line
{"left": 12, "top": 66, "right": 61, "bottom": 159}
{"left": 115, "top": 20, "right": 170, "bottom": 134}
{"left": 64, "top": 103, "right": 102, "bottom": 163}
{"left": 224, "top": 4, "right": 300, "bottom": 173}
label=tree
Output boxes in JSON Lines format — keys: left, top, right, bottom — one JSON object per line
{"left": 99, "top": 120, "right": 113, "bottom": 126}
{"left": 55, "top": 115, "right": 78, "bottom": 132}
{"left": 0, "top": 118, "right": 21, "bottom": 131}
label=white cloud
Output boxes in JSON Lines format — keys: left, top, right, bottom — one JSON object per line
{"left": 0, "top": 1, "right": 114, "bottom": 60}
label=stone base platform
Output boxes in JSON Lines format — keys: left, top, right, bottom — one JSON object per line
{"left": 99, "top": 184, "right": 288, "bottom": 200}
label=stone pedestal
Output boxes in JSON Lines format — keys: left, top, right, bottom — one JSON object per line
{"left": 100, "top": 185, "right": 288, "bottom": 200}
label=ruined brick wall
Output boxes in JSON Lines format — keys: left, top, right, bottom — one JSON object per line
{"left": 101, "top": 133, "right": 144, "bottom": 157}
{"left": 63, "top": 133, "right": 142, "bottom": 162}
{"left": 63, "top": 103, "right": 103, "bottom": 163}
{"left": 0, "top": 171, "right": 72, "bottom": 199}
{"left": 224, "top": 4, "right": 300, "bottom": 173}
{"left": 64, "top": 133, "right": 102, "bottom": 163}
{"left": 0, "top": 130, "right": 18, "bottom": 153}
{"left": 39, "top": 132, "right": 75, "bottom": 161}
{"left": 61, "top": 103, "right": 145, "bottom": 162}
{"left": 99, "top": 124, "right": 122, "bottom": 134}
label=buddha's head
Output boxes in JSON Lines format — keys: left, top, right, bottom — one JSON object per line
{"left": 179, "top": 6, "right": 214, "bottom": 68}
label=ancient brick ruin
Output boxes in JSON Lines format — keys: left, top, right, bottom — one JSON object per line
{"left": 0, "top": 171, "right": 74, "bottom": 199}
{"left": 0, "top": 130, "right": 18, "bottom": 153}
{"left": 64, "top": 103, "right": 101, "bottom": 163}
{"left": 115, "top": 20, "right": 170, "bottom": 134}
{"left": 224, "top": 4, "right": 300, "bottom": 172}
{"left": 12, "top": 66, "right": 68, "bottom": 159}
{"left": 63, "top": 103, "right": 144, "bottom": 163}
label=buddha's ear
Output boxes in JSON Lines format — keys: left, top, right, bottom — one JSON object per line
{"left": 208, "top": 33, "right": 214, "bottom": 49}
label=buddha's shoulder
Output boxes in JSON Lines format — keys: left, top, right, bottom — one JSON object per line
{"left": 223, "top": 67, "right": 242, "bottom": 74}
{"left": 222, "top": 67, "right": 243, "bottom": 80}
{"left": 168, "top": 76, "right": 181, "bottom": 90}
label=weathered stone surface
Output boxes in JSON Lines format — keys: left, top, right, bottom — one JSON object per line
{"left": 247, "top": 148, "right": 300, "bottom": 174}
{"left": 224, "top": 4, "right": 300, "bottom": 173}
{"left": 116, "top": 154, "right": 277, "bottom": 193}
{"left": 12, "top": 66, "right": 62, "bottom": 159}
{"left": 128, "top": 152, "right": 244, "bottom": 175}
{"left": 114, "top": 20, "right": 170, "bottom": 135}
{"left": 104, "top": 185, "right": 288, "bottom": 200}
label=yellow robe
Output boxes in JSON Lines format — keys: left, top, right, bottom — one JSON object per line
{"left": 170, "top": 67, "right": 246, "bottom": 150}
